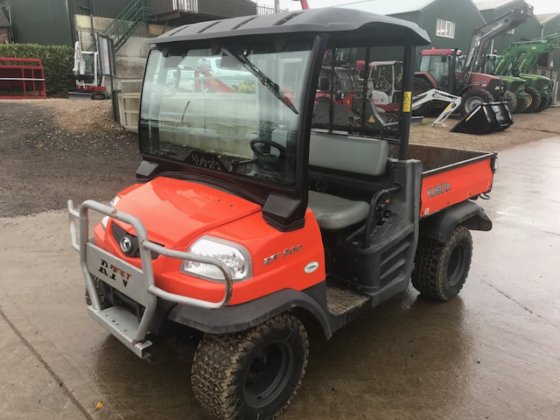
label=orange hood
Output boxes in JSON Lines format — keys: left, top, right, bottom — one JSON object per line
{"left": 114, "top": 177, "right": 261, "bottom": 246}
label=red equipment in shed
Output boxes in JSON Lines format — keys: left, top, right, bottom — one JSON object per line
{"left": 0, "top": 57, "right": 47, "bottom": 99}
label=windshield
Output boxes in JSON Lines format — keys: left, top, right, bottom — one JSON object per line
{"left": 420, "top": 55, "right": 449, "bottom": 85}
{"left": 139, "top": 41, "right": 313, "bottom": 186}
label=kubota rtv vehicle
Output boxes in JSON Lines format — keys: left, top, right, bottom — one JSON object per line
{"left": 68, "top": 8, "right": 495, "bottom": 419}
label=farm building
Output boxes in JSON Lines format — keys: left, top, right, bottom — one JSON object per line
{"left": 538, "top": 12, "right": 560, "bottom": 38}
{"left": 474, "top": 0, "right": 542, "bottom": 52}
{"left": 343, "top": 0, "right": 486, "bottom": 52}
{"left": 5, "top": 0, "right": 260, "bottom": 46}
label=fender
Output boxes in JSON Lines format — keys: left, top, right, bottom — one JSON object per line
{"left": 167, "top": 283, "right": 333, "bottom": 338}
{"left": 419, "top": 200, "right": 492, "bottom": 244}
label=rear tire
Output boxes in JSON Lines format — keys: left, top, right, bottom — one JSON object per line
{"left": 460, "top": 89, "right": 494, "bottom": 116}
{"left": 192, "top": 313, "right": 309, "bottom": 420}
{"left": 503, "top": 90, "right": 517, "bottom": 113}
{"left": 412, "top": 77, "right": 434, "bottom": 116}
{"left": 412, "top": 226, "right": 473, "bottom": 301}
{"left": 523, "top": 86, "right": 541, "bottom": 113}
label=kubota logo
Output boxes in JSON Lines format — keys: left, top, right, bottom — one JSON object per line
{"left": 120, "top": 236, "right": 133, "bottom": 253}
{"left": 427, "top": 182, "right": 451, "bottom": 198}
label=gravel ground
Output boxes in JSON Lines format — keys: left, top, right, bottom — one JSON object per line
{"left": 0, "top": 99, "right": 139, "bottom": 217}
{"left": 1, "top": 98, "right": 560, "bottom": 217}
{"left": 411, "top": 106, "right": 560, "bottom": 151}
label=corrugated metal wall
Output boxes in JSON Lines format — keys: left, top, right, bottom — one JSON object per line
{"left": 8, "top": 0, "right": 132, "bottom": 45}
{"left": 10, "top": 0, "right": 74, "bottom": 45}
{"left": 73, "top": 0, "right": 131, "bottom": 20}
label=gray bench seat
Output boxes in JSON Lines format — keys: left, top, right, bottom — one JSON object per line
{"left": 307, "top": 132, "right": 388, "bottom": 230}
{"left": 308, "top": 190, "right": 369, "bottom": 230}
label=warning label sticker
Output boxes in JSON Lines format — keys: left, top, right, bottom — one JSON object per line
{"left": 403, "top": 91, "right": 412, "bottom": 113}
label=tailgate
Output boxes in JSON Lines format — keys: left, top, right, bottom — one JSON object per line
{"left": 420, "top": 153, "right": 495, "bottom": 218}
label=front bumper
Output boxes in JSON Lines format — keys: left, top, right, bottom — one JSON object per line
{"left": 67, "top": 199, "right": 233, "bottom": 359}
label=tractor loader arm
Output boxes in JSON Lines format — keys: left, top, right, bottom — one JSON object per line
{"left": 411, "top": 89, "right": 462, "bottom": 126}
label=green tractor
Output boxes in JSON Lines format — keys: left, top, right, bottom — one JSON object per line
{"left": 482, "top": 59, "right": 531, "bottom": 113}
{"left": 497, "top": 74, "right": 531, "bottom": 113}
{"left": 490, "top": 33, "right": 560, "bottom": 112}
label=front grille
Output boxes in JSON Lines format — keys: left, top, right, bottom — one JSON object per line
{"left": 111, "top": 223, "right": 161, "bottom": 259}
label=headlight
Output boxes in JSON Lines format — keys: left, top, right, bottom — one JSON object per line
{"left": 181, "top": 237, "right": 251, "bottom": 281}
{"left": 101, "top": 196, "right": 120, "bottom": 229}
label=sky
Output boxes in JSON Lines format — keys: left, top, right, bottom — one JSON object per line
{"left": 256, "top": 0, "right": 560, "bottom": 15}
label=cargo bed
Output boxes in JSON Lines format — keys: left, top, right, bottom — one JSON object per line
{"left": 391, "top": 144, "right": 496, "bottom": 218}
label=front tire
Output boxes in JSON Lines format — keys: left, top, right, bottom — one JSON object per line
{"left": 412, "top": 226, "right": 473, "bottom": 301}
{"left": 460, "top": 89, "right": 494, "bottom": 116}
{"left": 503, "top": 90, "right": 517, "bottom": 113}
{"left": 192, "top": 313, "right": 309, "bottom": 420}
{"left": 514, "top": 92, "right": 530, "bottom": 113}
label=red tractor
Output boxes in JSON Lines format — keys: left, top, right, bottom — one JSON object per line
{"left": 414, "top": 48, "right": 507, "bottom": 115}
{"left": 414, "top": 4, "right": 533, "bottom": 116}
{"left": 68, "top": 8, "right": 496, "bottom": 419}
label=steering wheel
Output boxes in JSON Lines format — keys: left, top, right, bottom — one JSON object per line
{"left": 250, "top": 140, "right": 286, "bottom": 164}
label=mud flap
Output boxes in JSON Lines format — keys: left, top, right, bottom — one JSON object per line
{"left": 451, "top": 102, "right": 513, "bottom": 135}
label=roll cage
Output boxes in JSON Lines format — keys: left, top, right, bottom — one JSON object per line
{"left": 138, "top": 8, "right": 430, "bottom": 231}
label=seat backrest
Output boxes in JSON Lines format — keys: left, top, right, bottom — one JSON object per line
{"left": 309, "top": 132, "right": 388, "bottom": 176}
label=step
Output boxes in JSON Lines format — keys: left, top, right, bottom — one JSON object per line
{"left": 88, "top": 305, "right": 152, "bottom": 359}
{"left": 326, "top": 285, "right": 369, "bottom": 316}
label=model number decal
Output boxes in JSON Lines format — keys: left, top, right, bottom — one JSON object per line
{"left": 98, "top": 258, "right": 132, "bottom": 287}
{"left": 427, "top": 182, "right": 451, "bottom": 198}
{"left": 264, "top": 245, "right": 303, "bottom": 266}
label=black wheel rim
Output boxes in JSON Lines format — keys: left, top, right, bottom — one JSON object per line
{"left": 447, "top": 244, "right": 466, "bottom": 287}
{"left": 244, "top": 341, "right": 293, "bottom": 408}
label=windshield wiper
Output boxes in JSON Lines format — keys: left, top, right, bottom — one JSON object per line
{"left": 221, "top": 47, "right": 299, "bottom": 115}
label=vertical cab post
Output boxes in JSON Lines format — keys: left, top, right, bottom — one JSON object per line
{"left": 399, "top": 42, "right": 415, "bottom": 160}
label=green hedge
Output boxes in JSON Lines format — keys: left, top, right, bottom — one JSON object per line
{"left": 0, "top": 43, "right": 74, "bottom": 97}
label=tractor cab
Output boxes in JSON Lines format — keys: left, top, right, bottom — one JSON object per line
{"left": 419, "top": 48, "right": 461, "bottom": 92}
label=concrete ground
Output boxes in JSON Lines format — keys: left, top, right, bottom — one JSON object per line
{"left": 1, "top": 137, "right": 560, "bottom": 419}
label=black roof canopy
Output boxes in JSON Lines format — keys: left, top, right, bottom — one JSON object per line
{"left": 153, "top": 8, "right": 431, "bottom": 47}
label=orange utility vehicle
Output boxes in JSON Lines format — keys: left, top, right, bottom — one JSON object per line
{"left": 68, "top": 9, "right": 495, "bottom": 420}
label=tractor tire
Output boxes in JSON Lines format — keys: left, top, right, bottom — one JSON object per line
{"left": 411, "top": 226, "right": 473, "bottom": 302}
{"left": 412, "top": 77, "right": 434, "bottom": 116}
{"left": 503, "top": 90, "right": 517, "bottom": 114}
{"left": 514, "top": 92, "right": 530, "bottom": 113}
{"left": 192, "top": 313, "right": 309, "bottom": 420}
{"left": 523, "top": 86, "right": 541, "bottom": 113}
{"left": 537, "top": 94, "right": 551, "bottom": 112}
{"left": 459, "top": 89, "right": 494, "bottom": 116}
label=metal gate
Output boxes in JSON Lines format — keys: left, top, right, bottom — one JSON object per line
{"left": 0, "top": 57, "right": 47, "bottom": 99}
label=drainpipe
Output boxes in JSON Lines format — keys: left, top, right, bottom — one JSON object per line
{"left": 65, "top": 0, "right": 76, "bottom": 45}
